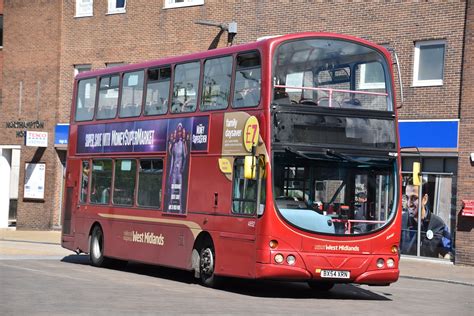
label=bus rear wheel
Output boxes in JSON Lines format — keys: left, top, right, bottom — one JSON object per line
{"left": 307, "top": 281, "right": 335, "bottom": 291}
{"left": 90, "top": 225, "right": 111, "bottom": 267}
{"left": 199, "top": 244, "right": 218, "bottom": 287}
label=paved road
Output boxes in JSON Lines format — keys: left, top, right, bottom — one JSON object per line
{"left": 1, "top": 254, "right": 472, "bottom": 315}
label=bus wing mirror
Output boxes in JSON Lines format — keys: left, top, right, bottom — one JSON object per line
{"left": 244, "top": 156, "right": 257, "bottom": 180}
{"left": 412, "top": 162, "right": 421, "bottom": 186}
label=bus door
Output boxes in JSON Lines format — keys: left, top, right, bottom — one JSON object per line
{"left": 217, "top": 157, "right": 264, "bottom": 277}
{"left": 65, "top": 159, "right": 89, "bottom": 247}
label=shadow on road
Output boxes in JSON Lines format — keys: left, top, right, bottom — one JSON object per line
{"left": 60, "top": 254, "right": 390, "bottom": 301}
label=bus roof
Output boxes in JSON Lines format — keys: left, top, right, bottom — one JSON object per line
{"left": 75, "top": 32, "right": 389, "bottom": 80}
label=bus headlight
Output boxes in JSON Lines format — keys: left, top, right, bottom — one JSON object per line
{"left": 376, "top": 258, "right": 385, "bottom": 268}
{"left": 387, "top": 258, "right": 395, "bottom": 268}
{"left": 274, "top": 253, "right": 284, "bottom": 264}
{"left": 286, "top": 255, "right": 296, "bottom": 265}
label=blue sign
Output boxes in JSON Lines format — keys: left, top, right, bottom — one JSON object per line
{"left": 399, "top": 120, "right": 458, "bottom": 149}
{"left": 54, "top": 124, "right": 69, "bottom": 145}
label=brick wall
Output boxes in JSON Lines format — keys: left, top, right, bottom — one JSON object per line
{"left": 1, "top": 0, "right": 62, "bottom": 229}
{"left": 456, "top": 1, "right": 474, "bottom": 266}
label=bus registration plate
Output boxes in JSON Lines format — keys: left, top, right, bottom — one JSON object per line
{"left": 320, "top": 270, "right": 350, "bottom": 279}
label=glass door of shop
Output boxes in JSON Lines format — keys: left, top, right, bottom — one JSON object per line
{"left": 400, "top": 173, "right": 455, "bottom": 261}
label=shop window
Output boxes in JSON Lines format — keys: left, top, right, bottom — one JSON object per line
{"left": 75, "top": 0, "right": 93, "bottom": 17}
{"left": 108, "top": 0, "right": 126, "bottom": 14}
{"left": 113, "top": 159, "right": 136, "bottom": 206}
{"left": 413, "top": 40, "right": 445, "bottom": 87}
{"left": 164, "top": 0, "right": 204, "bottom": 9}
{"left": 138, "top": 159, "right": 163, "bottom": 208}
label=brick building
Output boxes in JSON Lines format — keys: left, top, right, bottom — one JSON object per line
{"left": 0, "top": 0, "right": 472, "bottom": 265}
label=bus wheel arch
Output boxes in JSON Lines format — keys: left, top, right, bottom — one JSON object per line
{"left": 192, "top": 232, "right": 219, "bottom": 287}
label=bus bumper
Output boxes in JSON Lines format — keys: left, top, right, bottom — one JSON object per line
{"left": 354, "top": 269, "right": 399, "bottom": 285}
{"left": 255, "top": 263, "right": 312, "bottom": 280}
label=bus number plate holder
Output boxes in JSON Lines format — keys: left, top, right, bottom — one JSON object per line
{"left": 320, "top": 270, "right": 350, "bottom": 279}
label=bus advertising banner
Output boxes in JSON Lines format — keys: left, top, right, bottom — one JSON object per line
{"left": 164, "top": 118, "right": 193, "bottom": 214}
{"left": 76, "top": 117, "right": 209, "bottom": 154}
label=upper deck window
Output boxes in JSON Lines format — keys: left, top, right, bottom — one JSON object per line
{"left": 171, "top": 61, "right": 200, "bottom": 113}
{"left": 233, "top": 52, "right": 261, "bottom": 108}
{"left": 97, "top": 75, "right": 120, "bottom": 120}
{"left": 75, "top": 78, "right": 96, "bottom": 122}
{"left": 119, "top": 70, "right": 144, "bottom": 118}
{"left": 201, "top": 55, "right": 232, "bottom": 111}
{"left": 273, "top": 38, "right": 391, "bottom": 111}
{"left": 145, "top": 67, "right": 171, "bottom": 116}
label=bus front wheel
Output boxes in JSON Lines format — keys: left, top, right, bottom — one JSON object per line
{"left": 200, "top": 244, "right": 218, "bottom": 287}
{"left": 307, "top": 281, "right": 335, "bottom": 291}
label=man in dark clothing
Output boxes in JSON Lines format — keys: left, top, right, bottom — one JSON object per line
{"left": 401, "top": 184, "right": 452, "bottom": 259}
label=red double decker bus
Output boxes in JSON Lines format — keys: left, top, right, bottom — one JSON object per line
{"left": 62, "top": 32, "right": 402, "bottom": 290}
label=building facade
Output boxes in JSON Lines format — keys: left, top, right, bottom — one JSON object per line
{"left": 0, "top": 0, "right": 472, "bottom": 265}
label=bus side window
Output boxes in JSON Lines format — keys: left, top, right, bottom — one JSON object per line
{"left": 233, "top": 51, "right": 261, "bottom": 108}
{"left": 232, "top": 158, "right": 257, "bottom": 215}
{"left": 97, "top": 75, "right": 120, "bottom": 119}
{"left": 113, "top": 159, "right": 137, "bottom": 206}
{"left": 119, "top": 71, "right": 144, "bottom": 118}
{"left": 201, "top": 55, "right": 232, "bottom": 111}
{"left": 75, "top": 78, "right": 96, "bottom": 121}
{"left": 144, "top": 67, "right": 170, "bottom": 116}
{"left": 171, "top": 61, "right": 200, "bottom": 113}
{"left": 90, "top": 159, "right": 113, "bottom": 205}
{"left": 137, "top": 159, "right": 163, "bottom": 208}
{"left": 80, "top": 160, "right": 90, "bottom": 203}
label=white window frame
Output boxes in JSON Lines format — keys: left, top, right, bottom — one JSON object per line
{"left": 164, "top": 0, "right": 204, "bottom": 9}
{"left": 107, "top": 0, "right": 126, "bottom": 15}
{"left": 359, "top": 63, "right": 386, "bottom": 90}
{"left": 412, "top": 40, "right": 446, "bottom": 87}
{"left": 75, "top": 0, "right": 93, "bottom": 18}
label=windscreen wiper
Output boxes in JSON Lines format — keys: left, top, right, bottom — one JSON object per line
{"left": 325, "top": 149, "right": 390, "bottom": 166}
{"left": 285, "top": 146, "right": 319, "bottom": 160}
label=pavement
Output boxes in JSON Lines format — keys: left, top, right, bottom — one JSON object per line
{"left": 1, "top": 228, "right": 473, "bottom": 286}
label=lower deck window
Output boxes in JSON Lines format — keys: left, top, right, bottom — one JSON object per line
{"left": 138, "top": 159, "right": 163, "bottom": 208}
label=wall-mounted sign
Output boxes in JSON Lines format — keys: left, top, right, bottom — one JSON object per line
{"left": 25, "top": 131, "right": 48, "bottom": 147}
{"left": 54, "top": 124, "right": 69, "bottom": 146}
{"left": 24, "top": 163, "right": 46, "bottom": 200}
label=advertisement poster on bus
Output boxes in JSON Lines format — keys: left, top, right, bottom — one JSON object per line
{"left": 164, "top": 118, "right": 192, "bottom": 214}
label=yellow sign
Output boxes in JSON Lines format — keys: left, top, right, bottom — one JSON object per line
{"left": 218, "top": 158, "right": 232, "bottom": 174}
{"left": 243, "top": 116, "right": 259, "bottom": 152}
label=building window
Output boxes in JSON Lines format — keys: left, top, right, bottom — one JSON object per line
{"left": 106, "top": 62, "right": 126, "bottom": 68}
{"left": 357, "top": 62, "right": 386, "bottom": 90}
{"left": 74, "top": 64, "right": 92, "bottom": 77}
{"left": 108, "top": 0, "right": 126, "bottom": 14}
{"left": 413, "top": 40, "right": 446, "bottom": 87}
{"left": 75, "top": 0, "right": 93, "bottom": 17}
{"left": 164, "top": 0, "right": 204, "bottom": 9}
